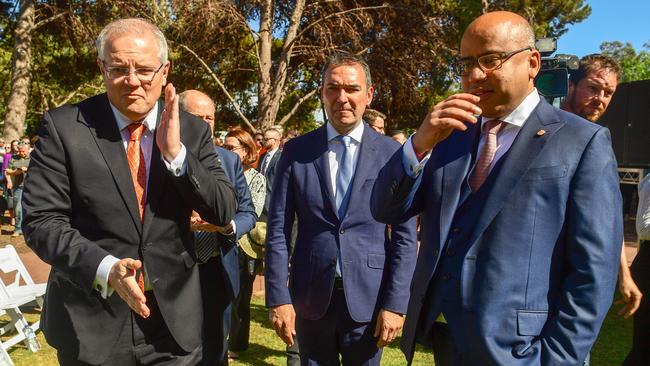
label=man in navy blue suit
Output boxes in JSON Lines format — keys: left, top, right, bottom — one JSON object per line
{"left": 265, "top": 53, "right": 418, "bottom": 365}
{"left": 179, "top": 90, "right": 257, "bottom": 366}
{"left": 371, "top": 11, "right": 622, "bottom": 365}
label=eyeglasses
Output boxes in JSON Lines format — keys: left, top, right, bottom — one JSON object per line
{"left": 223, "top": 144, "right": 243, "bottom": 152}
{"left": 263, "top": 137, "right": 277, "bottom": 142}
{"left": 102, "top": 61, "right": 165, "bottom": 83}
{"left": 455, "top": 47, "right": 532, "bottom": 76}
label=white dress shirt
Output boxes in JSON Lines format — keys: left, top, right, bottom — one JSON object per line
{"left": 403, "top": 89, "right": 541, "bottom": 177}
{"left": 327, "top": 122, "right": 364, "bottom": 198}
{"left": 637, "top": 173, "right": 650, "bottom": 241}
{"left": 261, "top": 147, "right": 279, "bottom": 175}
{"left": 94, "top": 102, "right": 188, "bottom": 298}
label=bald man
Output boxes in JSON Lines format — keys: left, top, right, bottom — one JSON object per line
{"left": 179, "top": 90, "right": 257, "bottom": 366}
{"left": 371, "top": 11, "right": 621, "bottom": 365}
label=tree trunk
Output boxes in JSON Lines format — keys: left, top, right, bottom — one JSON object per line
{"left": 257, "top": 0, "right": 274, "bottom": 130}
{"left": 3, "top": 0, "right": 35, "bottom": 141}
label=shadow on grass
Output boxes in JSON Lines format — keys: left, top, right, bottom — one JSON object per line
{"left": 236, "top": 342, "right": 286, "bottom": 366}
{"left": 250, "top": 302, "right": 275, "bottom": 331}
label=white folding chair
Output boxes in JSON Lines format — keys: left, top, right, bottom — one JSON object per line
{"left": 0, "top": 245, "right": 46, "bottom": 365}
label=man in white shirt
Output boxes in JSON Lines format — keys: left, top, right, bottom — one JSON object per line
{"left": 258, "top": 126, "right": 282, "bottom": 217}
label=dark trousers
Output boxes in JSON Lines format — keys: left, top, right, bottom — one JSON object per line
{"left": 624, "top": 241, "right": 650, "bottom": 366}
{"left": 198, "top": 256, "right": 231, "bottom": 366}
{"left": 228, "top": 251, "right": 261, "bottom": 352}
{"left": 295, "top": 283, "right": 382, "bottom": 366}
{"left": 287, "top": 340, "right": 300, "bottom": 366}
{"left": 57, "top": 293, "right": 201, "bottom": 366}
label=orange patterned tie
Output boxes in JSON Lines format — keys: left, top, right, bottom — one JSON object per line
{"left": 126, "top": 122, "right": 147, "bottom": 294}
{"left": 469, "top": 120, "right": 505, "bottom": 191}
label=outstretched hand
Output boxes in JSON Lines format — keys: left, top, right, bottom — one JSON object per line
{"left": 108, "top": 258, "right": 150, "bottom": 318}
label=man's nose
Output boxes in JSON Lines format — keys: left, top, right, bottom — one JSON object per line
{"left": 123, "top": 71, "right": 143, "bottom": 86}
{"left": 465, "top": 64, "right": 487, "bottom": 83}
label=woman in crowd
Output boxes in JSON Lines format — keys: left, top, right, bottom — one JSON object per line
{"left": 223, "top": 127, "right": 267, "bottom": 361}
{"left": 2, "top": 140, "right": 20, "bottom": 227}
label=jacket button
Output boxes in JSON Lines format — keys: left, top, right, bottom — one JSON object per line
{"left": 340, "top": 229, "right": 345, "bottom": 234}
{"left": 452, "top": 227, "right": 461, "bottom": 233}
{"left": 446, "top": 249, "right": 455, "bottom": 257}
{"left": 441, "top": 272, "right": 451, "bottom": 280}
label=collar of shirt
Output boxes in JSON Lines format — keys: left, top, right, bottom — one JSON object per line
{"left": 480, "top": 88, "right": 540, "bottom": 132}
{"left": 326, "top": 121, "right": 364, "bottom": 144}
{"left": 109, "top": 102, "right": 159, "bottom": 133}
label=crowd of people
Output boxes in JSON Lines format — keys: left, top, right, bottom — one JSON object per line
{"left": 13, "top": 10, "right": 648, "bottom": 366}
{"left": 0, "top": 136, "right": 33, "bottom": 237}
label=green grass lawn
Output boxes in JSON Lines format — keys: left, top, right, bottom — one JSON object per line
{"left": 2, "top": 295, "right": 632, "bottom": 365}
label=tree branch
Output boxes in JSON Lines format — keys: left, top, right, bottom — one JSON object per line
{"left": 34, "top": 9, "right": 68, "bottom": 29}
{"left": 178, "top": 43, "right": 256, "bottom": 132}
{"left": 277, "top": 88, "right": 318, "bottom": 126}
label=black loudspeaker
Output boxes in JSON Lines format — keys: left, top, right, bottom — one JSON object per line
{"left": 598, "top": 79, "right": 650, "bottom": 168}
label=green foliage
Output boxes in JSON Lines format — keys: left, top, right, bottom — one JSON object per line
{"left": 601, "top": 41, "right": 650, "bottom": 83}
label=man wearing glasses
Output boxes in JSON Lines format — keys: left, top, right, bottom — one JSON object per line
{"left": 22, "top": 18, "right": 236, "bottom": 365}
{"left": 371, "top": 11, "right": 621, "bottom": 365}
{"left": 258, "top": 127, "right": 282, "bottom": 217}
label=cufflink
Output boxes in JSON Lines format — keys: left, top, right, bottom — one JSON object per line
{"left": 536, "top": 129, "right": 546, "bottom": 136}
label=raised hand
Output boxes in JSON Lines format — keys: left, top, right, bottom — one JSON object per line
{"left": 157, "top": 83, "right": 182, "bottom": 162}
{"left": 412, "top": 93, "right": 482, "bottom": 154}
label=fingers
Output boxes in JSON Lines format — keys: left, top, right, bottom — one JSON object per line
{"left": 374, "top": 310, "right": 403, "bottom": 347}
{"left": 269, "top": 305, "right": 296, "bottom": 347}
{"left": 108, "top": 258, "right": 149, "bottom": 318}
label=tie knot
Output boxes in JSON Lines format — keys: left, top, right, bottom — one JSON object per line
{"left": 485, "top": 120, "right": 505, "bottom": 135}
{"left": 127, "top": 122, "right": 146, "bottom": 141}
{"left": 338, "top": 135, "right": 352, "bottom": 148}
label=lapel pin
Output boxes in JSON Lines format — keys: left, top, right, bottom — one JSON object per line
{"left": 536, "top": 129, "right": 546, "bottom": 136}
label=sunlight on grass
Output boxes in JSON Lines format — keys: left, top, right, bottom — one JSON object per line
{"left": 1, "top": 294, "right": 632, "bottom": 365}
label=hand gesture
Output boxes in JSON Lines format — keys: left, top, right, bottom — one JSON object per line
{"left": 269, "top": 304, "right": 296, "bottom": 346}
{"left": 157, "top": 83, "right": 182, "bottom": 162}
{"left": 108, "top": 258, "right": 150, "bottom": 318}
{"left": 374, "top": 308, "right": 404, "bottom": 347}
{"left": 412, "top": 93, "right": 482, "bottom": 154}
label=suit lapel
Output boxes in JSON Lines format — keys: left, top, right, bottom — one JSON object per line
{"left": 345, "top": 126, "right": 378, "bottom": 219}
{"left": 312, "top": 126, "right": 338, "bottom": 218}
{"left": 467, "top": 99, "right": 565, "bottom": 246}
{"left": 81, "top": 94, "right": 142, "bottom": 235}
{"left": 439, "top": 124, "right": 479, "bottom": 246}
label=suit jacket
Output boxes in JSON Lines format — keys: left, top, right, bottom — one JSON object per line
{"left": 371, "top": 98, "right": 622, "bottom": 365}
{"left": 22, "top": 94, "right": 237, "bottom": 364}
{"left": 211, "top": 146, "right": 257, "bottom": 299}
{"left": 265, "top": 125, "right": 418, "bottom": 322}
{"left": 258, "top": 149, "right": 280, "bottom": 215}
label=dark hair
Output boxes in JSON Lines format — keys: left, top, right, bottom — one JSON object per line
{"left": 225, "top": 127, "right": 258, "bottom": 167}
{"left": 321, "top": 53, "right": 372, "bottom": 89}
{"left": 389, "top": 129, "right": 406, "bottom": 137}
{"left": 569, "top": 54, "right": 621, "bottom": 85}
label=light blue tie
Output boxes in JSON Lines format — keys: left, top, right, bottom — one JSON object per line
{"left": 335, "top": 135, "right": 353, "bottom": 277}
{"left": 336, "top": 135, "right": 353, "bottom": 218}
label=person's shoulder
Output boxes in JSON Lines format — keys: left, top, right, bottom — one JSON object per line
{"left": 46, "top": 93, "right": 106, "bottom": 120}
{"left": 282, "top": 126, "right": 323, "bottom": 153}
{"left": 215, "top": 145, "right": 238, "bottom": 162}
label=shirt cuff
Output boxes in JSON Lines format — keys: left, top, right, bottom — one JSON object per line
{"left": 93, "top": 255, "right": 119, "bottom": 298}
{"left": 402, "top": 135, "right": 431, "bottom": 177}
{"left": 164, "top": 143, "right": 188, "bottom": 177}
{"left": 230, "top": 220, "right": 237, "bottom": 237}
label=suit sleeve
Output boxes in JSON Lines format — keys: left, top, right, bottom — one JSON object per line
{"left": 264, "top": 147, "right": 296, "bottom": 308}
{"left": 232, "top": 156, "right": 257, "bottom": 239}
{"left": 167, "top": 117, "right": 237, "bottom": 227}
{"left": 379, "top": 216, "right": 418, "bottom": 314}
{"left": 539, "top": 127, "right": 622, "bottom": 364}
{"left": 23, "top": 112, "right": 111, "bottom": 293}
{"left": 371, "top": 145, "right": 427, "bottom": 224}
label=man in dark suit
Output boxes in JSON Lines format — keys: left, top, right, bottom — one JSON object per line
{"left": 265, "top": 53, "right": 418, "bottom": 365}
{"left": 371, "top": 12, "right": 622, "bottom": 365}
{"left": 257, "top": 126, "right": 281, "bottom": 217}
{"left": 179, "top": 89, "right": 257, "bottom": 366}
{"left": 22, "top": 19, "right": 237, "bottom": 366}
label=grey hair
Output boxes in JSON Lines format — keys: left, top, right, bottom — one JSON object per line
{"left": 95, "top": 18, "right": 168, "bottom": 64}
{"left": 321, "top": 53, "right": 373, "bottom": 89}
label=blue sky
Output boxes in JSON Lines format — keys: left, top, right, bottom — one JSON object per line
{"left": 559, "top": 0, "right": 649, "bottom": 57}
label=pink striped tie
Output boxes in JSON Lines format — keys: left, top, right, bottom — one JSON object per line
{"left": 469, "top": 120, "right": 505, "bottom": 191}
